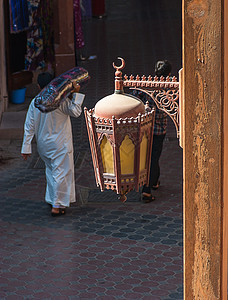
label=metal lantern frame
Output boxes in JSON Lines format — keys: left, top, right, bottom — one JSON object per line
{"left": 84, "top": 107, "right": 155, "bottom": 202}
{"left": 84, "top": 58, "right": 155, "bottom": 202}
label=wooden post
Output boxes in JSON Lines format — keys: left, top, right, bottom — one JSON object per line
{"left": 223, "top": 0, "right": 228, "bottom": 298}
{"left": 183, "top": 0, "right": 227, "bottom": 298}
{"left": 53, "top": 0, "right": 75, "bottom": 76}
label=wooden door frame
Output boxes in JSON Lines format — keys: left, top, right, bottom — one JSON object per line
{"left": 223, "top": 0, "right": 228, "bottom": 297}
{"left": 183, "top": 0, "right": 228, "bottom": 298}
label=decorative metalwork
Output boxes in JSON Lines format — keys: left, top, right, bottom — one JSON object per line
{"left": 84, "top": 57, "right": 181, "bottom": 202}
{"left": 123, "top": 74, "right": 180, "bottom": 137}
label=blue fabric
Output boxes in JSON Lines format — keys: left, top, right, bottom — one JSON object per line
{"left": 9, "top": 0, "right": 29, "bottom": 33}
{"left": 81, "top": 0, "right": 92, "bottom": 17}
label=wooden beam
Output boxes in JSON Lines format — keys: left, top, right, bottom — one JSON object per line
{"left": 183, "top": 0, "right": 227, "bottom": 298}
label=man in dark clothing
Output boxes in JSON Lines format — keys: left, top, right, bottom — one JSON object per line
{"left": 132, "top": 60, "right": 172, "bottom": 203}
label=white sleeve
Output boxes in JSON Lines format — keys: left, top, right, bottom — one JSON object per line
{"left": 21, "top": 102, "right": 35, "bottom": 154}
{"left": 59, "top": 93, "right": 85, "bottom": 117}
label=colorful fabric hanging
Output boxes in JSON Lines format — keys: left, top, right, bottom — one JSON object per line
{"left": 74, "top": 0, "right": 85, "bottom": 49}
{"left": 25, "top": 0, "right": 44, "bottom": 70}
{"left": 25, "top": 0, "right": 54, "bottom": 71}
{"left": 9, "top": 0, "right": 29, "bottom": 33}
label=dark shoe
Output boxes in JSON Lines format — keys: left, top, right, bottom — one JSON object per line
{"left": 51, "top": 208, "right": 66, "bottom": 217}
{"left": 141, "top": 193, "right": 155, "bottom": 203}
{"left": 152, "top": 181, "right": 160, "bottom": 190}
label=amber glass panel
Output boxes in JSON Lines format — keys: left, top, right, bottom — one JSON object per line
{"left": 100, "top": 135, "right": 114, "bottom": 174}
{"left": 120, "top": 135, "right": 135, "bottom": 174}
{"left": 140, "top": 133, "right": 148, "bottom": 171}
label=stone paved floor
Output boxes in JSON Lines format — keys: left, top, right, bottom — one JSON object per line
{"left": 0, "top": 0, "right": 183, "bottom": 299}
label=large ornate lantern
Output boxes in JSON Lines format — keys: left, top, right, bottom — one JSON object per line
{"left": 84, "top": 58, "right": 155, "bottom": 202}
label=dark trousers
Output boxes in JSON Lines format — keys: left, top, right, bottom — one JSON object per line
{"left": 142, "top": 134, "right": 166, "bottom": 194}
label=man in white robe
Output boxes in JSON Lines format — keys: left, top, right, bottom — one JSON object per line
{"left": 21, "top": 87, "right": 85, "bottom": 216}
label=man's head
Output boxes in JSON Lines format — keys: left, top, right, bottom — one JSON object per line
{"left": 155, "top": 60, "right": 172, "bottom": 77}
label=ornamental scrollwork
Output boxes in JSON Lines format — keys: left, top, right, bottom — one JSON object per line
{"left": 123, "top": 75, "right": 180, "bottom": 137}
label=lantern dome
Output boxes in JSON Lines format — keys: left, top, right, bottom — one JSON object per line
{"left": 94, "top": 57, "right": 145, "bottom": 119}
{"left": 94, "top": 93, "right": 145, "bottom": 119}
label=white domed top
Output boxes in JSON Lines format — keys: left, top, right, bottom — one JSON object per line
{"left": 94, "top": 93, "right": 145, "bottom": 119}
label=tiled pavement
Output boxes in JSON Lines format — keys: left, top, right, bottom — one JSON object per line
{"left": 0, "top": 0, "right": 183, "bottom": 299}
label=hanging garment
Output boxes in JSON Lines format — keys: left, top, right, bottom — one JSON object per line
{"left": 25, "top": 0, "right": 54, "bottom": 71}
{"left": 21, "top": 93, "right": 85, "bottom": 208}
{"left": 91, "top": 0, "right": 105, "bottom": 17}
{"left": 81, "top": 0, "right": 92, "bottom": 18}
{"left": 9, "top": 0, "right": 29, "bottom": 33}
{"left": 73, "top": 0, "right": 85, "bottom": 49}
{"left": 25, "top": 0, "right": 45, "bottom": 70}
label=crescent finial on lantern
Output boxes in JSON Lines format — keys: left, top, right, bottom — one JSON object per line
{"left": 113, "top": 57, "right": 125, "bottom": 94}
{"left": 113, "top": 57, "right": 126, "bottom": 71}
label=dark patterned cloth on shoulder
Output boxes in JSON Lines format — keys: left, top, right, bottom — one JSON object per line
{"left": 34, "top": 67, "right": 90, "bottom": 113}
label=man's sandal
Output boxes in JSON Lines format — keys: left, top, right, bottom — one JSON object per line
{"left": 51, "top": 208, "right": 66, "bottom": 217}
{"left": 141, "top": 193, "right": 156, "bottom": 203}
